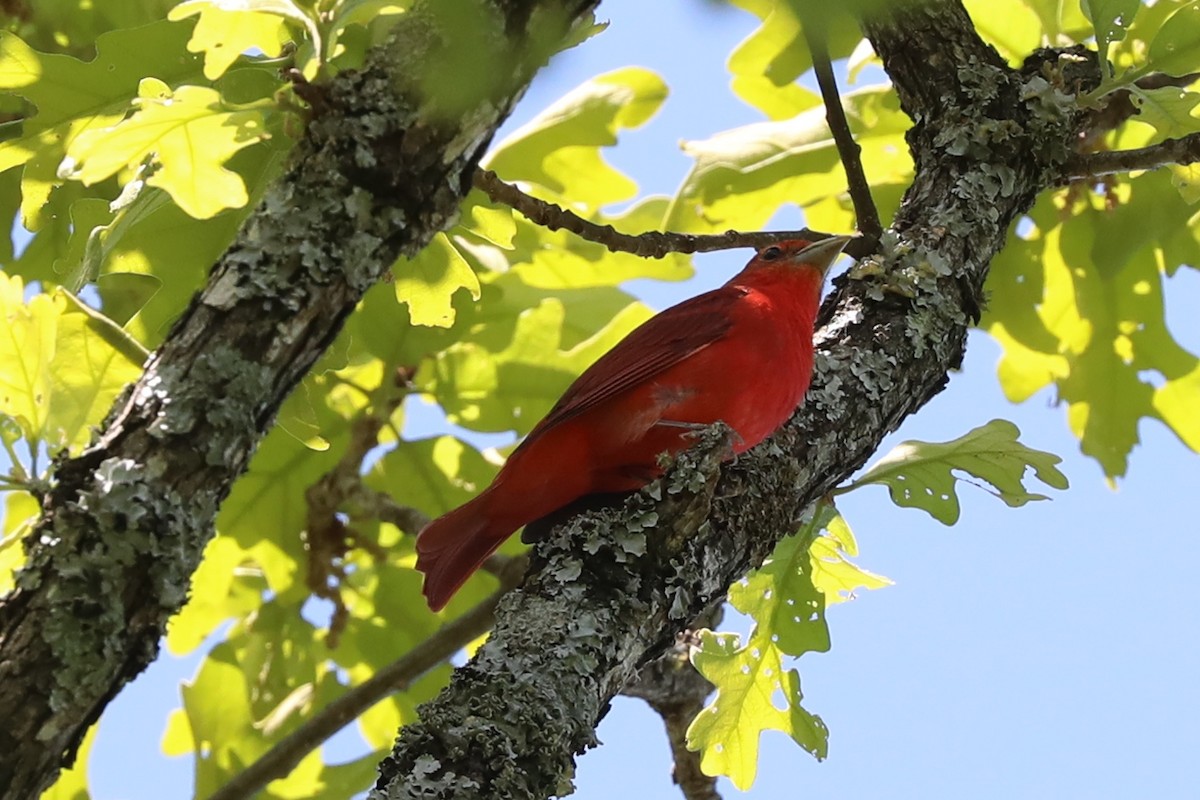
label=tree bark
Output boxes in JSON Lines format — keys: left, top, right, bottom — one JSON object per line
{"left": 0, "top": 1, "right": 598, "bottom": 797}
{"left": 368, "top": 2, "right": 1099, "bottom": 798}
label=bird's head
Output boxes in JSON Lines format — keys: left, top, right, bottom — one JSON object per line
{"left": 750, "top": 236, "right": 852, "bottom": 277}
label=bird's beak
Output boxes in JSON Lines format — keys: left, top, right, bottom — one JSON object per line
{"left": 794, "top": 235, "right": 853, "bottom": 276}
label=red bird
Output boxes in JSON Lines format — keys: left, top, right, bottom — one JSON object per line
{"left": 416, "top": 237, "right": 850, "bottom": 610}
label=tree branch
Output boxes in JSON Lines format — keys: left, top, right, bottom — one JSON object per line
{"left": 0, "top": 1, "right": 600, "bottom": 796}
{"left": 305, "top": 382, "right": 407, "bottom": 647}
{"left": 472, "top": 169, "right": 877, "bottom": 259}
{"left": 208, "top": 556, "right": 528, "bottom": 800}
{"left": 622, "top": 619, "right": 721, "bottom": 800}
{"left": 802, "top": 15, "right": 883, "bottom": 243}
{"left": 369, "top": 5, "right": 1103, "bottom": 799}
{"left": 1061, "top": 131, "right": 1200, "bottom": 182}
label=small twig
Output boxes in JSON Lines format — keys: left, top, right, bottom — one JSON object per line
{"left": 622, "top": 611, "right": 723, "bottom": 800}
{"left": 351, "top": 487, "right": 431, "bottom": 535}
{"left": 1061, "top": 131, "right": 1200, "bottom": 182}
{"left": 802, "top": 18, "right": 882, "bottom": 243}
{"left": 304, "top": 370, "right": 412, "bottom": 646}
{"left": 472, "top": 170, "right": 875, "bottom": 259}
{"left": 207, "top": 555, "right": 528, "bottom": 800}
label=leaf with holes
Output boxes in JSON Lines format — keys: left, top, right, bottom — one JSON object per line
{"left": 845, "top": 419, "right": 1069, "bottom": 525}
{"left": 1082, "top": 0, "right": 1141, "bottom": 60}
{"left": 809, "top": 511, "right": 892, "bottom": 604}
{"left": 687, "top": 512, "right": 833, "bottom": 789}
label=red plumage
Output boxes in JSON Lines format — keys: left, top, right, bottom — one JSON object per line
{"left": 416, "top": 237, "right": 850, "bottom": 610}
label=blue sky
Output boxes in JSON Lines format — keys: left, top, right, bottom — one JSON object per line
{"left": 81, "top": 1, "right": 1200, "bottom": 798}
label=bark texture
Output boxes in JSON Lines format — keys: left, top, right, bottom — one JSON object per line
{"left": 369, "top": 2, "right": 1101, "bottom": 798}
{"left": 0, "top": 1, "right": 598, "bottom": 796}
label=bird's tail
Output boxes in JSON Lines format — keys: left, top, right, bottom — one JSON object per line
{"left": 415, "top": 493, "right": 510, "bottom": 611}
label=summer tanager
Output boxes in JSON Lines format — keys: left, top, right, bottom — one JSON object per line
{"left": 416, "top": 236, "right": 850, "bottom": 610}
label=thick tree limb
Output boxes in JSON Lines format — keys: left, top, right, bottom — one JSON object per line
{"left": 369, "top": 3, "right": 1101, "bottom": 798}
{"left": 0, "top": 1, "right": 599, "bottom": 796}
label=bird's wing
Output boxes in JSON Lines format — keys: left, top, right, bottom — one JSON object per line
{"left": 519, "top": 285, "right": 741, "bottom": 444}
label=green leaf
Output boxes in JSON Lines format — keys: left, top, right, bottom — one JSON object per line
{"left": 0, "top": 273, "right": 58, "bottom": 448}
{"left": 1170, "top": 161, "right": 1200, "bottom": 202}
{"left": 1082, "top": 0, "right": 1142, "bottom": 61}
{"left": 418, "top": 297, "right": 651, "bottom": 435}
{"left": 687, "top": 630, "right": 827, "bottom": 790}
{"left": 984, "top": 175, "right": 1200, "bottom": 477}
{"left": 809, "top": 513, "right": 892, "bottom": 604}
{"left": 1019, "top": 0, "right": 1093, "bottom": 42}
{"left": 846, "top": 419, "right": 1069, "bottom": 524}
{"left": 169, "top": 0, "right": 296, "bottom": 79}
{"left": 65, "top": 81, "right": 274, "bottom": 219}
{"left": 0, "top": 273, "right": 149, "bottom": 460}
{"left": 454, "top": 189, "right": 516, "bottom": 249}
{"left": 486, "top": 67, "right": 668, "bottom": 210}
{"left": 0, "top": 491, "right": 39, "bottom": 595}
{"left": 1127, "top": 83, "right": 1200, "bottom": 140}
{"left": 667, "top": 86, "right": 911, "bottom": 235}
{"left": 962, "top": 0, "right": 1046, "bottom": 64}
{"left": 48, "top": 290, "right": 144, "bottom": 453}
{"left": 393, "top": 233, "right": 483, "bottom": 328}
{"left": 0, "top": 21, "right": 204, "bottom": 229}
{"left": 1149, "top": 1, "right": 1200, "bottom": 77}
{"left": 687, "top": 510, "right": 837, "bottom": 790}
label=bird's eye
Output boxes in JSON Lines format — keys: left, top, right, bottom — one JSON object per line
{"left": 761, "top": 245, "right": 783, "bottom": 261}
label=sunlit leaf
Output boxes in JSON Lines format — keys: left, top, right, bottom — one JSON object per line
{"left": 393, "top": 233, "right": 483, "bottom": 328}
{"left": 169, "top": 0, "right": 296, "bottom": 79}
{"left": 0, "top": 273, "right": 58, "bottom": 447}
{"left": 668, "top": 86, "right": 910, "bottom": 234}
{"left": 486, "top": 67, "right": 668, "bottom": 210}
{"left": 65, "top": 82, "right": 274, "bottom": 219}
{"left": 985, "top": 175, "right": 1200, "bottom": 477}
{"left": 687, "top": 509, "right": 838, "bottom": 790}
{"left": 846, "top": 419, "right": 1069, "bottom": 524}
{"left": 0, "top": 22, "right": 204, "bottom": 229}
{"left": 1148, "top": 0, "right": 1200, "bottom": 77}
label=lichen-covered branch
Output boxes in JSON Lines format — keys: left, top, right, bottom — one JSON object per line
{"left": 370, "top": 2, "right": 1101, "bottom": 798}
{"left": 0, "top": 1, "right": 599, "bottom": 796}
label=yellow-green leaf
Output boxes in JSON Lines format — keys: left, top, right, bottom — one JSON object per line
{"left": 169, "top": 2, "right": 293, "bottom": 80}
{"left": 0, "top": 273, "right": 58, "bottom": 446}
{"left": 65, "top": 82, "right": 272, "bottom": 219}
{"left": 48, "top": 290, "right": 144, "bottom": 452}
{"left": 486, "top": 67, "right": 668, "bottom": 210}
{"left": 688, "top": 630, "right": 827, "bottom": 790}
{"left": 0, "top": 23, "right": 204, "bottom": 229}
{"left": 846, "top": 419, "right": 1069, "bottom": 524}
{"left": 985, "top": 175, "right": 1200, "bottom": 477}
{"left": 809, "top": 513, "right": 892, "bottom": 604}
{"left": 393, "top": 233, "right": 483, "bottom": 328}
{"left": 1149, "top": 1, "right": 1200, "bottom": 77}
